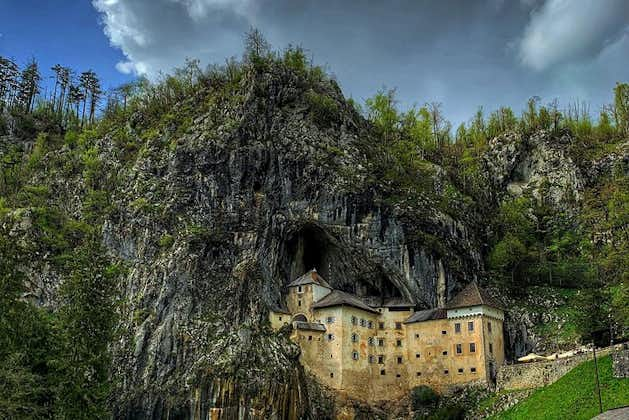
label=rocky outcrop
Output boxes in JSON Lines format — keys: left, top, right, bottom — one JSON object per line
{"left": 483, "top": 130, "right": 583, "bottom": 209}
{"left": 100, "top": 64, "right": 482, "bottom": 417}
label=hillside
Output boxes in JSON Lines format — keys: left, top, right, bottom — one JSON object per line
{"left": 493, "top": 355, "right": 629, "bottom": 420}
{"left": 1, "top": 42, "right": 628, "bottom": 418}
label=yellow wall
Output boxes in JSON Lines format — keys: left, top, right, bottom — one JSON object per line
{"left": 286, "top": 284, "right": 315, "bottom": 321}
{"left": 293, "top": 306, "right": 344, "bottom": 389}
{"left": 405, "top": 315, "right": 488, "bottom": 391}
{"left": 269, "top": 311, "right": 290, "bottom": 329}
{"left": 275, "top": 286, "right": 506, "bottom": 402}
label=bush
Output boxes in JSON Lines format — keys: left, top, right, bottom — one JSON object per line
{"left": 158, "top": 234, "right": 174, "bottom": 248}
{"left": 411, "top": 385, "right": 440, "bottom": 409}
{"left": 306, "top": 90, "right": 338, "bottom": 127}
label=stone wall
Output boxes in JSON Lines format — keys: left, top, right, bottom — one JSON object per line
{"left": 612, "top": 347, "right": 629, "bottom": 379}
{"left": 497, "top": 348, "right": 612, "bottom": 391}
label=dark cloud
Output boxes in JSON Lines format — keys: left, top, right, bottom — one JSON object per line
{"left": 519, "top": 0, "right": 629, "bottom": 70}
{"left": 93, "top": 0, "right": 629, "bottom": 123}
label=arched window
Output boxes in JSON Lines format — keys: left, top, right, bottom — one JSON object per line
{"left": 352, "top": 351, "right": 359, "bottom": 360}
{"left": 351, "top": 333, "right": 359, "bottom": 343}
{"left": 292, "top": 314, "right": 307, "bottom": 323}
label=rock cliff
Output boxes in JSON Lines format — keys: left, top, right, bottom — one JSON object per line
{"left": 93, "top": 63, "right": 482, "bottom": 417}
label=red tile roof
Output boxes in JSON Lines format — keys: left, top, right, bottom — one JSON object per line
{"left": 445, "top": 281, "right": 503, "bottom": 310}
{"left": 287, "top": 269, "right": 332, "bottom": 288}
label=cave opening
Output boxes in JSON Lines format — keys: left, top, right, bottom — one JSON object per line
{"left": 285, "top": 224, "right": 332, "bottom": 281}
{"left": 280, "top": 224, "right": 405, "bottom": 302}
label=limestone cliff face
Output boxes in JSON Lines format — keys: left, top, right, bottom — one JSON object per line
{"left": 97, "top": 64, "right": 482, "bottom": 417}
{"left": 482, "top": 130, "right": 584, "bottom": 210}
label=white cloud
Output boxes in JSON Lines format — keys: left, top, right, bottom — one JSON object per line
{"left": 92, "top": 0, "right": 255, "bottom": 77}
{"left": 519, "top": 0, "right": 629, "bottom": 71}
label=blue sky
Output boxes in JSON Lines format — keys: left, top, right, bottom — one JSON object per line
{"left": 0, "top": 0, "right": 132, "bottom": 92}
{"left": 2, "top": 1, "right": 628, "bottom": 125}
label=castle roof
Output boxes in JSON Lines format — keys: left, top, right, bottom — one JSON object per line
{"left": 270, "top": 304, "right": 291, "bottom": 315}
{"left": 445, "top": 281, "right": 503, "bottom": 310}
{"left": 362, "top": 296, "right": 415, "bottom": 309}
{"left": 313, "top": 290, "right": 379, "bottom": 314}
{"left": 404, "top": 308, "right": 446, "bottom": 324}
{"left": 287, "top": 269, "right": 332, "bottom": 289}
{"left": 293, "top": 321, "right": 326, "bottom": 332}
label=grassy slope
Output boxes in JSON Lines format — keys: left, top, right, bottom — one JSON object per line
{"left": 493, "top": 355, "right": 629, "bottom": 420}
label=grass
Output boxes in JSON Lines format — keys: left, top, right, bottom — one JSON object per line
{"left": 493, "top": 355, "right": 629, "bottom": 420}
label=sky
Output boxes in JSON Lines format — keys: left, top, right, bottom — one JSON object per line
{"left": 1, "top": 0, "right": 628, "bottom": 125}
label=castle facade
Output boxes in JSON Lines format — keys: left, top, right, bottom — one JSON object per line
{"left": 269, "top": 270, "right": 505, "bottom": 401}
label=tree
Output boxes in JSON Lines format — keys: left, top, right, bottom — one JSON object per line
{"left": 244, "top": 27, "right": 271, "bottom": 63}
{"left": 17, "top": 59, "right": 41, "bottom": 113}
{"left": 400, "top": 106, "right": 433, "bottom": 158}
{"left": 613, "top": 82, "right": 629, "bottom": 135}
{"left": 0, "top": 56, "right": 20, "bottom": 110}
{"left": 365, "top": 87, "right": 399, "bottom": 143}
{"left": 53, "top": 238, "right": 119, "bottom": 419}
{"left": 427, "top": 101, "right": 450, "bottom": 148}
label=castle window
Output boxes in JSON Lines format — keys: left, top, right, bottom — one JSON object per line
{"left": 368, "top": 321, "right": 373, "bottom": 329}
{"left": 458, "top": 368, "right": 464, "bottom": 374}
{"left": 326, "top": 316, "right": 335, "bottom": 324}
{"left": 330, "top": 372, "right": 334, "bottom": 378}
{"left": 278, "top": 316, "right": 282, "bottom": 321}
{"left": 442, "top": 330, "right": 447, "bottom": 335}
{"left": 442, "top": 350, "right": 448, "bottom": 356}
{"left": 352, "top": 351, "right": 359, "bottom": 360}
{"left": 298, "top": 286, "right": 302, "bottom": 293}
{"left": 351, "top": 316, "right": 357, "bottom": 325}
{"left": 380, "top": 369, "right": 386, "bottom": 375}
{"left": 489, "top": 343, "right": 493, "bottom": 354}
{"left": 416, "top": 372, "right": 421, "bottom": 376}
{"left": 468, "top": 321, "right": 474, "bottom": 332}
{"left": 469, "top": 343, "right": 476, "bottom": 353}
{"left": 378, "top": 338, "right": 385, "bottom": 347}
{"left": 471, "top": 367, "right": 477, "bottom": 373}
{"left": 395, "top": 322, "right": 402, "bottom": 330}
{"left": 351, "top": 333, "right": 359, "bottom": 343}
{"left": 455, "top": 323, "right": 461, "bottom": 333}
{"left": 416, "top": 353, "right": 420, "bottom": 358}
{"left": 308, "top": 336, "right": 312, "bottom": 341}
{"left": 444, "top": 370, "right": 449, "bottom": 374}
{"left": 456, "top": 344, "right": 462, "bottom": 354}
{"left": 368, "top": 337, "right": 375, "bottom": 346}
{"left": 396, "top": 373, "right": 401, "bottom": 378}
{"left": 488, "top": 321, "right": 492, "bottom": 333}
{"left": 360, "top": 318, "right": 366, "bottom": 327}
{"left": 368, "top": 355, "right": 375, "bottom": 363}
{"left": 397, "top": 356, "right": 403, "bottom": 364}
{"left": 327, "top": 334, "right": 335, "bottom": 341}
{"left": 379, "top": 322, "right": 385, "bottom": 329}
{"left": 396, "top": 339, "right": 402, "bottom": 347}
{"left": 415, "top": 333, "right": 420, "bottom": 339}
{"left": 378, "top": 355, "right": 385, "bottom": 364}
{"left": 298, "top": 300, "right": 302, "bottom": 307}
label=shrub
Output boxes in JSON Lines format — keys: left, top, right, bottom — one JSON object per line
{"left": 411, "top": 385, "right": 439, "bottom": 409}
{"left": 306, "top": 90, "right": 338, "bottom": 127}
{"left": 158, "top": 234, "right": 174, "bottom": 248}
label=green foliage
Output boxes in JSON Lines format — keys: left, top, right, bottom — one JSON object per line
{"left": 158, "top": 233, "right": 175, "bottom": 248}
{"left": 365, "top": 88, "right": 399, "bottom": 143}
{"left": 613, "top": 82, "right": 629, "bottom": 136}
{"left": 494, "top": 355, "right": 629, "bottom": 420}
{"left": 411, "top": 385, "right": 440, "bottom": 409}
{"left": 282, "top": 45, "right": 308, "bottom": 75}
{"left": 53, "top": 239, "right": 119, "bottom": 419}
{"left": 306, "top": 90, "right": 339, "bottom": 126}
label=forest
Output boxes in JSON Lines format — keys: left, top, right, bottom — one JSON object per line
{"left": 0, "top": 30, "right": 627, "bottom": 417}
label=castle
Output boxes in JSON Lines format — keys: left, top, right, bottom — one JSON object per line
{"left": 269, "top": 269, "right": 505, "bottom": 401}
